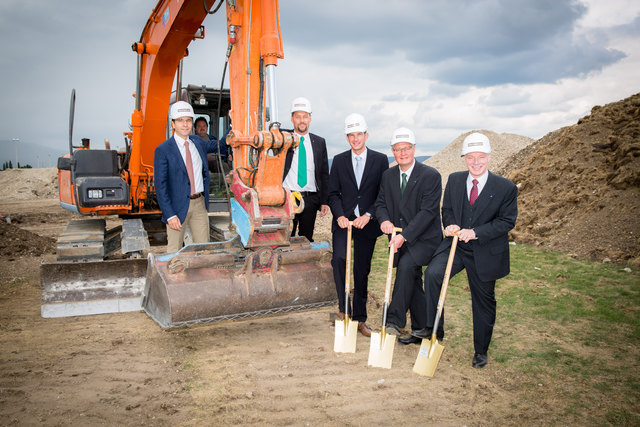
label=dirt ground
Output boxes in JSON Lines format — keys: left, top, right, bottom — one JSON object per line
{"left": 1, "top": 200, "right": 530, "bottom": 426}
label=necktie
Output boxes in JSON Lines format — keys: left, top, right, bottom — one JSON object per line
{"left": 470, "top": 179, "right": 478, "bottom": 206}
{"left": 401, "top": 172, "right": 407, "bottom": 195}
{"left": 355, "top": 155, "right": 363, "bottom": 188}
{"left": 297, "top": 136, "right": 307, "bottom": 188}
{"left": 184, "top": 140, "right": 196, "bottom": 195}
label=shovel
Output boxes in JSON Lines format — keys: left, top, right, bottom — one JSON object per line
{"left": 334, "top": 221, "right": 358, "bottom": 353}
{"left": 413, "top": 234, "right": 459, "bottom": 377}
{"left": 368, "top": 227, "right": 402, "bottom": 369}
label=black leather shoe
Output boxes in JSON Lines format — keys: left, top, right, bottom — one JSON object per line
{"left": 410, "top": 328, "right": 429, "bottom": 339}
{"left": 472, "top": 353, "right": 488, "bottom": 368}
{"left": 398, "top": 334, "right": 422, "bottom": 345}
{"left": 385, "top": 323, "right": 401, "bottom": 336}
{"left": 410, "top": 328, "right": 444, "bottom": 341}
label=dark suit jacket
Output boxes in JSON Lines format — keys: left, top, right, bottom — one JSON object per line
{"left": 328, "top": 148, "right": 388, "bottom": 237}
{"left": 154, "top": 135, "right": 217, "bottom": 224}
{"left": 283, "top": 132, "right": 330, "bottom": 207}
{"left": 438, "top": 170, "right": 518, "bottom": 281}
{"left": 375, "top": 162, "right": 443, "bottom": 265}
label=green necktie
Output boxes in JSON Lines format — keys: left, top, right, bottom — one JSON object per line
{"left": 401, "top": 172, "right": 407, "bottom": 194}
{"left": 297, "top": 136, "right": 307, "bottom": 188}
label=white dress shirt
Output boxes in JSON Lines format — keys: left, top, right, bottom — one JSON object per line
{"left": 351, "top": 148, "right": 368, "bottom": 216}
{"left": 173, "top": 134, "right": 204, "bottom": 194}
{"left": 466, "top": 171, "right": 489, "bottom": 200}
{"left": 283, "top": 133, "right": 317, "bottom": 192}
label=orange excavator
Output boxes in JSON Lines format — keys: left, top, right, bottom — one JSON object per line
{"left": 40, "top": 0, "right": 335, "bottom": 327}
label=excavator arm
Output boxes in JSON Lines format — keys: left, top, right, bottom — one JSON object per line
{"left": 131, "top": 0, "right": 299, "bottom": 246}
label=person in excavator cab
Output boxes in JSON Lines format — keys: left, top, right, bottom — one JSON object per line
{"left": 154, "top": 101, "right": 222, "bottom": 253}
{"left": 194, "top": 116, "right": 231, "bottom": 174}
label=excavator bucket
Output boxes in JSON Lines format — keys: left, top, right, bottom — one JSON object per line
{"left": 142, "top": 235, "right": 336, "bottom": 328}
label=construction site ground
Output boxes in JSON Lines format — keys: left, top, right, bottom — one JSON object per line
{"left": 1, "top": 93, "right": 639, "bottom": 424}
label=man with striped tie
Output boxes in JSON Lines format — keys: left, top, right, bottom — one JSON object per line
{"left": 154, "top": 101, "right": 220, "bottom": 253}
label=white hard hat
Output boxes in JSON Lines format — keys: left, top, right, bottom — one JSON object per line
{"left": 390, "top": 127, "right": 416, "bottom": 146}
{"left": 169, "top": 101, "right": 194, "bottom": 120}
{"left": 290, "top": 97, "right": 312, "bottom": 114}
{"left": 461, "top": 132, "right": 491, "bottom": 156}
{"left": 344, "top": 113, "right": 367, "bottom": 134}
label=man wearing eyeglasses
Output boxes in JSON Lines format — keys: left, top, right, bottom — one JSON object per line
{"left": 375, "top": 127, "right": 443, "bottom": 343}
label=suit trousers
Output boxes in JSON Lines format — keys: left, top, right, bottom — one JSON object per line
{"left": 331, "top": 225, "right": 377, "bottom": 322}
{"left": 166, "top": 196, "right": 210, "bottom": 253}
{"left": 292, "top": 192, "right": 320, "bottom": 242}
{"left": 387, "top": 246, "right": 428, "bottom": 330}
{"left": 424, "top": 245, "right": 496, "bottom": 354}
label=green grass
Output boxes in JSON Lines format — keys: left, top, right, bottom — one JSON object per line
{"left": 364, "top": 237, "right": 640, "bottom": 424}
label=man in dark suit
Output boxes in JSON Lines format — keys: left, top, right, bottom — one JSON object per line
{"left": 283, "top": 97, "right": 329, "bottom": 242}
{"left": 424, "top": 132, "right": 518, "bottom": 368}
{"left": 154, "top": 101, "right": 219, "bottom": 253}
{"left": 375, "top": 128, "right": 443, "bottom": 343}
{"left": 328, "top": 113, "right": 388, "bottom": 337}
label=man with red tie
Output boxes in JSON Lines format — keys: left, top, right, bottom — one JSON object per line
{"left": 283, "top": 97, "right": 330, "bottom": 242}
{"left": 423, "top": 132, "right": 518, "bottom": 368}
{"left": 154, "top": 101, "right": 220, "bottom": 253}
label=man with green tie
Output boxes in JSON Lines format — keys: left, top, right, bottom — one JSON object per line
{"left": 375, "top": 127, "right": 443, "bottom": 342}
{"left": 283, "top": 97, "right": 329, "bottom": 242}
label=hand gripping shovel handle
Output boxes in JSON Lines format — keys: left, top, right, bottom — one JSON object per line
{"left": 430, "top": 234, "right": 459, "bottom": 346}
{"left": 381, "top": 227, "right": 402, "bottom": 332}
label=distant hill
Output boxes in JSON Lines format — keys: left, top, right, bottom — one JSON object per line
{"left": 0, "top": 140, "right": 66, "bottom": 169}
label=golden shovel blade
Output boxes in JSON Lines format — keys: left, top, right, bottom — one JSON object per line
{"left": 412, "top": 336, "right": 445, "bottom": 377}
{"left": 367, "top": 331, "right": 396, "bottom": 369}
{"left": 334, "top": 315, "right": 358, "bottom": 353}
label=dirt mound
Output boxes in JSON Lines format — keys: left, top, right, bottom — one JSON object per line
{"left": 500, "top": 92, "right": 640, "bottom": 265}
{"left": 0, "top": 219, "right": 56, "bottom": 258}
{"left": 0, "top": 167, "right": 58, "bottom": 200}
{"left": 425, "top": 130, "right": 534, "bottom": 186}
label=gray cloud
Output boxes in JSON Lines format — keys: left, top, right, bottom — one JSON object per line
{"left": 280, "top": 0, "right": 627, "bottom": 85}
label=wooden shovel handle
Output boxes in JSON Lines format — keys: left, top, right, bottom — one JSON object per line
{"left": 432, "top": 234, "right": 459, "bottom": 332}
{"left": 344, "top": 221, "right": 353, "bottom": 317}
{"left": 384, "top": 227, "right": 403, "bottom": 304}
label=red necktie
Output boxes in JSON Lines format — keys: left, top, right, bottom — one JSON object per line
{"left": 184, "top": 141, "right": 196, "bottom": 196}
{"left": 469, "top": 179, "right": 478, "bottom": 206}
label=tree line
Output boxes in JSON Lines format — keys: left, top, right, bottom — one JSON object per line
{"left": 1, "top": 161, "right": 32, "bottom": 170}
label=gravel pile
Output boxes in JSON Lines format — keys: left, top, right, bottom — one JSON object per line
{"left": 425, "top": 130, "right": 534, "bottom": 187}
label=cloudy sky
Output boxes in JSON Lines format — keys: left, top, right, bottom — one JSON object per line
{"left": 1, "top": 0, "right": 639, "bottom": 167}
